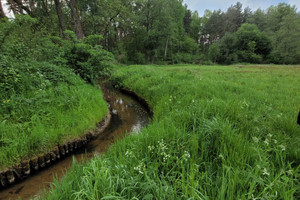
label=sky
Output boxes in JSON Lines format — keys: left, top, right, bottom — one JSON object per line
{"left": 183, "top": 0, "right": 300, "bottom": 16}
{"left": 2, "top": 0, "right": 300, "bottom": 18}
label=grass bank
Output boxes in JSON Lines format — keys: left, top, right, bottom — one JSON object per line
{"left": 0, "top": 59, "right": 107, "bottom": 170}
{"left": 43, "top": 65, "right": 299, "bottom": 199}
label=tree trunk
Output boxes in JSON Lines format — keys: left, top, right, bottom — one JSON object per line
{"left": 12, "top": 0, "right": 33, "bottom": 16}
{"left": 68, "top": 0, "right": 84, "bottom": 39}
{"left": 54, "top": 0, "right": 66, "bottom": 38}
{"left": 8, "top": 0, "right": 18, "bottom": 15}
{"left": 0, "top": 0, "right": 7, "bottom": 18}
{"left": 164, "top": 37, "right": 169, "bottom": 60}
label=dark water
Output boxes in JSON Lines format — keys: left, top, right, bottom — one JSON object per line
{"left": 0, "top": 84, "right": 150, "bottom": 200}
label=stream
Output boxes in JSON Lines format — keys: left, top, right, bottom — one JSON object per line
{"left": 0, "top": 83, "right": 151, "bottom": 200}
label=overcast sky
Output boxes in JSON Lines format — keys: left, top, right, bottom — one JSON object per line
{"left": 183, "top": 0, "right": 300, "bottom": 16}
{"left": 3, "top": 0, "right": 300, "bottom": 18}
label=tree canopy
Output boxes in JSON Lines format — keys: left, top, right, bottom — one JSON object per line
{"left": 0, "top": 0, "right": 300, "bottom": 64}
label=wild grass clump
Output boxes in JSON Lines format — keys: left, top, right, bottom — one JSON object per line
{"left": 0, "top": 57, "right": 107, "bottom": 169}
{"left": 43, "top": 65, "right": 300, "bottom": 199}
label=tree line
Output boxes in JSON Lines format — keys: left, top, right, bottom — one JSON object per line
{"left": 0, "top": 0, "right": 300, "bottom": 65}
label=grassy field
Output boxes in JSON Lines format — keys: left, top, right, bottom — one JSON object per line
{"left": 0, "top": 61, "right": 108, "bottom": 170}
{"left": 43, "top": 65, "right": 299, "bottom": 199}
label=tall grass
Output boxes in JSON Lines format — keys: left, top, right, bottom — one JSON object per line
{"left": 0, "top": 60, "right": 107, "bottom": 170}
{"left": 43, "top": 65, "right": 300, "bottom": 199}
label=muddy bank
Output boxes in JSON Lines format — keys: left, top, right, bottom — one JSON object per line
{"left": 0, "top": 83, "right": 151, "bottom": 200}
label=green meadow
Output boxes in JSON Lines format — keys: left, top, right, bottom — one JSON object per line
{"left": 43, "top": 65, "right": 300, "bottom": 199}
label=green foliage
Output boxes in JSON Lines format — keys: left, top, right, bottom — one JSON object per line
{"left": 235, "top": 23, "right": 272, "bottom": 61}
{"left": 84, "top": 34, "right": 104, "bottom": 47}
{"left": 213, "top": 24, "right": 272, "bottom": 64}
{"left": 56, "top": 40, "right": 115, "bottom": 84}
{"left": 215, "top": 33, "right": 238, "bottom": 64}
{"left": 0, "top": 16, "right": 110, "bottom": 170}
{"left": 0, "top": 15, "right": 41, "bottom": 60}
{"left": 208, "top": 43, "right": 220, "bottom": 63}
{"left": 0, "top": 57, "right": 107, "bottom": 169}
{"left": 44, "top": 65, "right": 300, "bottom": 199}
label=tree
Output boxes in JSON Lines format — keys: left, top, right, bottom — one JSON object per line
{"left": 247, "top": 9, "right": 267, "bottom": 31}
{"left": 54, "top": 0, "right": 66, "bottom": 38}
{"left": 274, "top": 12, "right": 300, "bottom": 64}
{"left": 235, "top": 23, "right": 272, "bottom": 61}
{"left": 216, "top": 33, "right": 238, "bottom": 64}
{"left": 0, "top": 0, "right": 6, "bottom": 18}
{"left": 11, "top": 0, "right": 34, "bottom": 17}
{"left": 202, "top": 10, "right": 225, "bottom": 48}
{"left": 68, "top": 0, "right": 84, "bottom": 39}
{"left": 224, "top": 2, "right": 244, "bottom": 33}
{"left": 189, "top": 11, "right": 201, "bottom": 43}
{"left": 183, "top": 5, "right": 192, "bottom": 34}
{"left": 208, "top": 42, "right": 220, "bottom": 63}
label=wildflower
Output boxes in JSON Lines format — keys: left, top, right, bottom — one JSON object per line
{"left": 182, "top": 151, "right": 191, "bottom": 161}
{"left": 158, "top": 139, "right": 168, "bottom": 151}
{"left": 279, "top": 145, "right": 286, "bottom": 151}
{"left": 134, "top": 163, "right": 145, "bottom": 174}
{"left": 162, "top": 153, "right": 171, "bottom": 162}
{"left": 148, "top": 145, "right": 155, "bottom": 151}
{"left": 218, "top": 154, "right": 224, "bottom": 160}
{"left": 262, "top": 168, "right": 270, "bottom": 176}
{"left": 267, "top": 134, "right": 273, "bottom": 138}
{"left": 264, "top": 138, "right": 269, "bottom": 146}
{"left": 125, "top": 150, "right": 133, "bottom": 157}
{"left": 286, "top": 170, "right": 293, "bottom": 176}
{"left": 192, "top": 99, "right": 195, "bottom": 103}
{"left": 252, "top": 137, "right": 259, "bottom": 143}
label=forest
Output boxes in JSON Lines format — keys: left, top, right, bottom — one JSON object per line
{"left": 0, "top": 0, "right": 300, "bottom": 65}
{"left": 0, "top": 0, "right": 299, "bottom": 199}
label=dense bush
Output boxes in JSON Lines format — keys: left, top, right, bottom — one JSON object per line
{"left": 0, "top": 16, "right": 115, "bottom": 85}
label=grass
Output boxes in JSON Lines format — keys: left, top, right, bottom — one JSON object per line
{"left": 0, "top": 60, "right": 107, "bottom": 170}
{"left": 42, "top": 64, "right": 299, "bottom": 199}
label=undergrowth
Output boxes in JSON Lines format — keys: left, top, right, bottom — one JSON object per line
{"left": 0, "top": 57, "right": 107, "bottom": 169}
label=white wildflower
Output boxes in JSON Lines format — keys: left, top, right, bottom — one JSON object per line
{"left": 158, "top": 139, "right": 168, "bottom": 151}
{"left": 182, "top": 151, "right": 191, "bottom": 161}
{"left": 148, "top": 145, "right": 155, "bottom": 151}
{"left": 279, "top": 145, "right": 286, "bottom": 151}
{"left": 163, "top": 153, "right": 171, "bottom": 162}
{"left": 264, "top": 138, "right": 269, "bottom": 146}
{"left": 286, "top": 170, "right": 293, "bottom": 176}
{"left": 134, "top": 163, "right": 145, "bottom": 174}
{"left": 262, "top": 168, "right": 270, "bottom": 176}
{"left": 125, "top": 150, "right": 133, "bottom": 157}
{"left": 267, "top": 134, "right": 273, "bottom": 138}
{"left": 252, "top": 137, "right": 259, "bottom": 143}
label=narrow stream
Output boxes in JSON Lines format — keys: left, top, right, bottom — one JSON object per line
{"left": 0, "top": 84, "right": 150, "bottom": 200}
